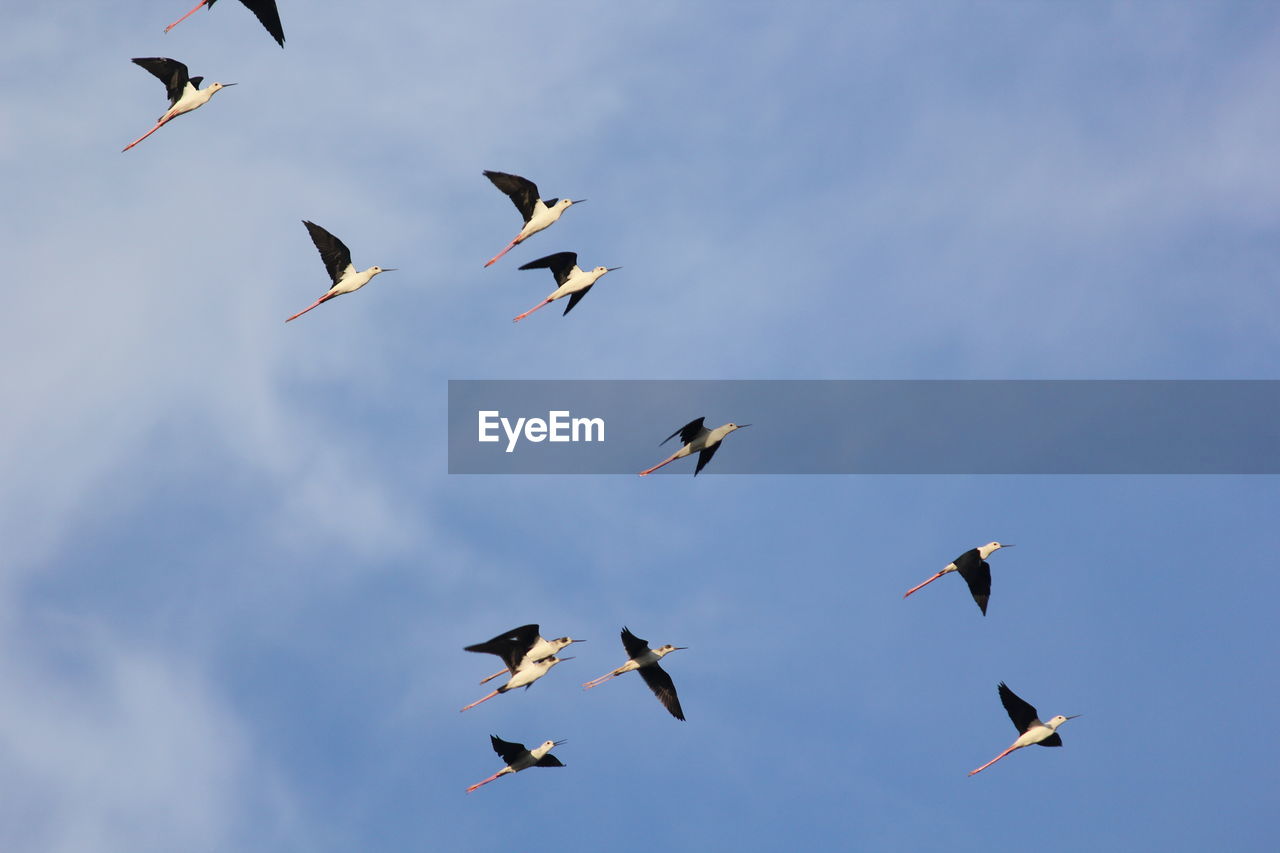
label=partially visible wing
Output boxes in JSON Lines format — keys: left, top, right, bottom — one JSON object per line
{"left": 132, "top": 57, "right": 189, "bottom": 105}
{"left": 563, "top": 286, "right": 593, "bottom": 315}
{"left": 620, "top": 627, "right": 650, "bottom": 660}
{"left": 661, "top": 417, "right": 705, "bottom": 446}
{"left": 694, "top": 444, "right": 720, "bottom": 476}
{"left": 484, "top": 171, "right": 539, "bottom": 222}
{"left": 489, "top": 735, "right": 529, "bottom": 766}
{"left": 956, "top": 559, "right": 992, "bottom": 615}
{"left": 639, "top": 663, "right": 685, "bottom": 721}
{"left": 1038, "top": 732, "right": 1063, "bottom": 748}
{"left": 998, "top": 682, "right": 1042, "bottom": 734}
{"left": 240, "top": 0, "right": 286, "bottom": 47}
{"left": 303, "top": 220, "right": 354, "bottom": 285}
{"left": 518, "top": 252, "right": 577, "bottom": 286}
{"left": 535, "top": 754, "right": 565, "bottom": 767}
{"left": 464, "top": 624, "right": 541, "bottom": 673}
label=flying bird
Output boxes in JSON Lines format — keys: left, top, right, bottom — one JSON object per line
{"left": 286, "top": 221, "right": 396, "bottom": 322}
{"left": 513, "top": 252, "right": 621, "bottom": 323}
{"left": 122, "top": 58, "right": 235, "bottom": 152}
{"left": 583, "top": 627, "right": 686, "bottom": 720}
{"left": 460, "top": 655, "right": 572, "bottom": 712}
{"left": 466, "top": 735, "right": 565, "bottom": 793}
{"left": 464, "top": 623, "right": 583, "bottom": 685}
{"left": 638, "top": 417, "right": 750, "bottom": 476}
{"left": 902, "top": 542, "right": 1013, "bottom": 615}
{"left": 969, "top": 682, "right": 1080, "bottom": 776}
{"left": 164, "top": 0, "right": 285, "bottom": 48}
{"left": 482, "top": 171, "right": 584, "bottom": 267}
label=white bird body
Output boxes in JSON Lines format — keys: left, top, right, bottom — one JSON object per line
{"left": 162, "top": 81, "right": 226, "bottom": 122}
{"left": 464, "top": 624, "right": 582, "bottom": 685}
{"left": 639, "top": 418, "right": 750, "bottom": 476}
{"left": 460, "top": 655, "right": 571, "bottom": 712}
{"left": 518, "top": 199, "right": 575, "bottom": 242}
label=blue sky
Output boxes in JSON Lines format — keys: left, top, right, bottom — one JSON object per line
{"left": 2, "top": 2, "right": 1278, "bottom": 851}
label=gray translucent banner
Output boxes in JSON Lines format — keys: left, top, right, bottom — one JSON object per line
{"left": 447, "top": 380, "right": 1279, "bottom": 474}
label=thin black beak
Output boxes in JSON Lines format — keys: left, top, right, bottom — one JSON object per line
{"left": 221, "top": 82, "right": 238, "bottom": 87}
{"left": 1065, "top": 714, "right": 1082, "bottom": 720}
{"left": 606, "top": 266, "right": 623, "bottom": 272}
{"left": 737, "top": 424, "right": 752, "bottom": 428}
{"left": 381, "top": 268, "right": 399, "bottom": 272}
{"left": 571, "top": 199, "right": 587, "bottom": 204}
{"left": 552, "top": 739, "right": 568, "bottom": 746}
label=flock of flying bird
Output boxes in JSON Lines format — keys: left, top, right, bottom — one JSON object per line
{"left": 121, "top": 0, "right": 1082, "bottom": 794}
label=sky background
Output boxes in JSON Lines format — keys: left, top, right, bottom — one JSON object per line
{"left": 2, "top": 2, "right": 1278, "bottom": 851}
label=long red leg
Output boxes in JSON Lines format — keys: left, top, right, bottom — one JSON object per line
{"left": 164, "top": 0, "right": 211, "bottom": 33}
{"left": 902, "top": 572, "right": 945, "bottom": 599}
{"left": 459, "top": 690, "right": 500, "bottom": 712}
{"left": 512, "top": 299, "right": 552, "bottom": 323}
{"left": 285, "top": 293, "right": 333, "bottom": 323}
{"left": 582, "top": 671, "right": 618, "bottom": 689}
{"left": 968, "top": 744, "right": 1018, "bottom": 776}
{"left": 479, "top": 668, "right": 509, "bottom": 685}
{"left": 638, "top": 453, "right": 680, "bottom": 476}
{"left": 122, "top": 117, "right": 172, "bottom": 152}
{"left": 465, "top": 770, "right": 506, "bottom": 793}
{"left": 484, "top": 235, "right": 521, "bottom": 268}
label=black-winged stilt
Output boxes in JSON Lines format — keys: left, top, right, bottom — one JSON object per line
{"left": 583, "top": 627, "right": 686, "bottom": 720}
{"left": 969, "top": 683, "right": 1080, "bottom": 776}
{"left": 902, "top": 542, "right": 1013, "bottom": 615}
{"left": 460, "top": 655, "right": 572, "bottom": 712}
{"left": 122, "top": 58, "right": 235, "bottom": 152}
{"left": 638, "top": 417, "right": 750, "bottom": 476}
{"left": 466, "top": 735, "right": 565, "bottom": 793}
{"left": 464, "top": 624, "right": 583, "bottom": 685}
{"left": 286, "top": 221, "right": 396, "bottom": 323}
{"left": 164, "top": 0, "right": 285, "bottom": 48}
{"left": 482, "top": 171, "right": 584, "bottom": 267}
{"left": 512, "top": 252, "right": 621, "bottom": 323}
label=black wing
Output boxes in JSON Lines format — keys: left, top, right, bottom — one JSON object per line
{"left": 464, "top": 624, "right": 541, "bottom": 673}
{"left": 956, "top": 558, "right": 992, "bottom": 616}
{"left": 489, "top": 735, "right": 529, "bottom": 766}
{"left": 661, "top": 417, "right": 706, "bottom": 447}
{"left": 132, "top": 57, "right": 190, "bottom": 106}
{"left": 484, "top": 171, "right": 539, "bottom": 222}
{"left": 535, "top": 754, "right": 565, "bottom": 767}
{"left": 694, "top": 444, "right": 720, "bottom": 476}
{"left": 302, "top": 221, "right": 353, "bottom": 285}
{"left": 998, "top": 682, "right": 1042, "bottom": 734}
{"left": 563, "top": 286, "right": 593, "bottom": 315}
{"left": 1038, "top": 732, "right": 1063, "bottom": 747}
{"left": 518, "top": 252, "right": 578, "bottom": 286}
{"left": 639, "top": 662, "right": 685, "bottom": 721}
{"left": 238, "top": 0, "right": 286, "bottom": 47}
{"left": 620, "top": 627, "right": 650, "bottom": 660}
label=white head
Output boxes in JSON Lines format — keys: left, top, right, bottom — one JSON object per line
{"left": 208, "top": 81, "right": 236, "bottom": 94}
{"left": 367, "top": 266, "right": 397, "bottom": 277}
{"left": 655, "top": 643, "right": 688, "bottom": 659}
{"left": 1047, "top": 714, "right": 1081, "bottom": 730}
{"left": 978, "top": 541, "right": 1012, "bottom": 559}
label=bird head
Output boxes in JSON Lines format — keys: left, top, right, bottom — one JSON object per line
{"left": 1047, "top": 714, "right": 1080, "bottom": 729}
{"left": 368, "top": 266, "right": 397, "bottom": 276}
{"left": 554, "top": 637, "right": 584, "bottom": 649}
{"left": 209, "top": 82, "right": 237, "bottom": 93}
{"left": 979, "top": 541, "right": 1012, "bottom": 558}
{"left": 656, "top": 644, "right": 688, "bottom": 657}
